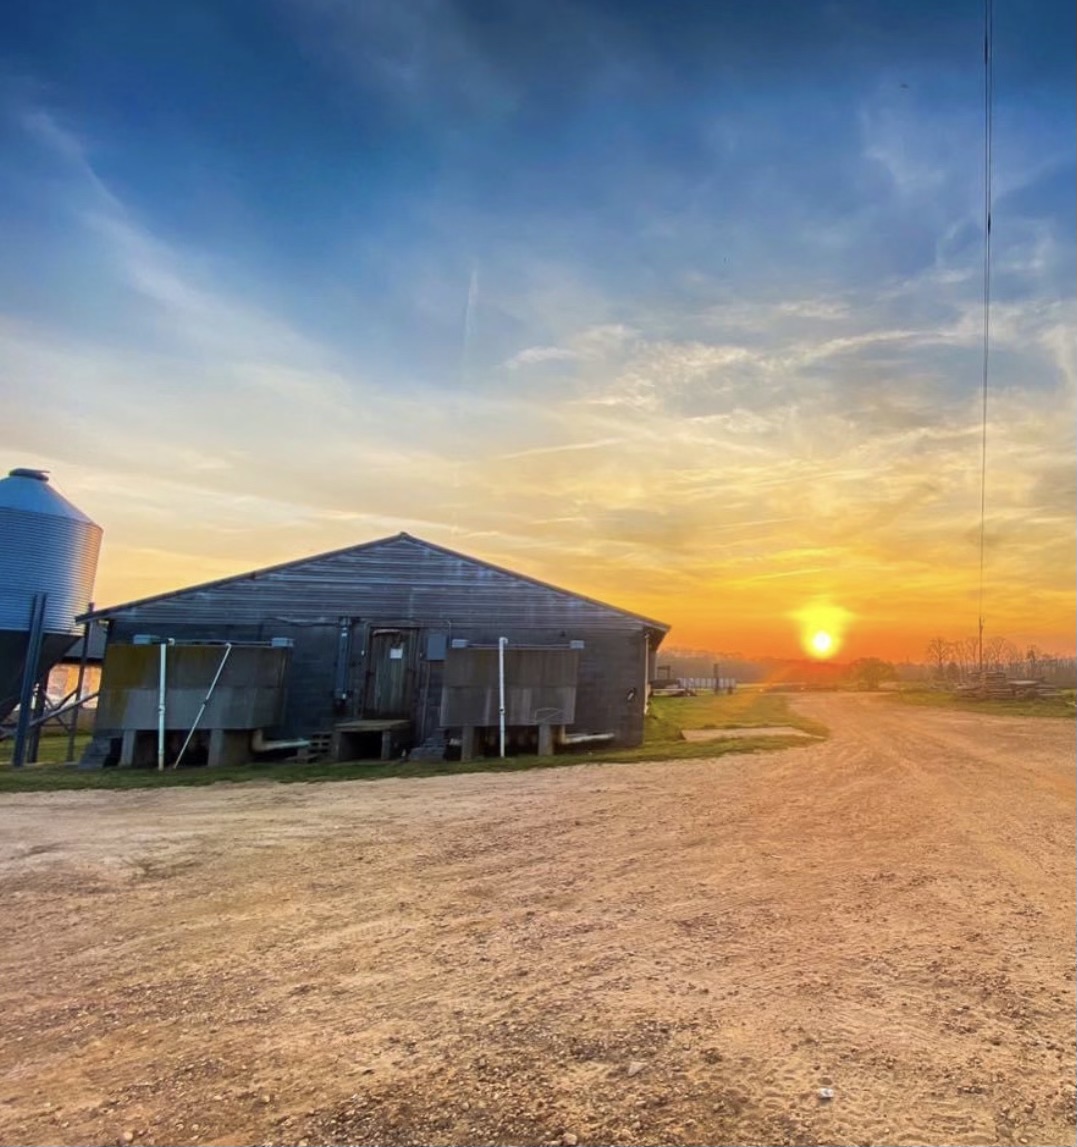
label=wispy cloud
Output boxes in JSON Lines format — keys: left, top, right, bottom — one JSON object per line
{"left": 504, "top": 345, "right": 579, "bottom": 370}
{"left": 497, "top": 438, "right": 623, "bottom": 460}
{"left": 2, "top": 0, "right": 1074, "bottom": 663}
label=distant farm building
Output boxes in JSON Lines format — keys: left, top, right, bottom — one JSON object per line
{"left": 81, "top": 533, "right": 669, "bottom": 767}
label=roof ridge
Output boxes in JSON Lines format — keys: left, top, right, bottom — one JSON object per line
{"left": 81, "top": 532, "right": 670, "bottom": 633}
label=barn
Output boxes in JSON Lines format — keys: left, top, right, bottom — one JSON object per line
{"left": 80, "top": 533, "right": 669, "bottom": 767}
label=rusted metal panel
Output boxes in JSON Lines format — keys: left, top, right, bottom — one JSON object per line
{"left": 440, "top": 647, "right": 579, "bottom": 727}
{"left": 96, "top": 644, "right": 287, "bottom": 731}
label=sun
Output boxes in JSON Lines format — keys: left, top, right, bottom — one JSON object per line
{"left": 809, "top": 630, "right": 835, "bottom": 658}
{"left": 792, "top": 600, "right": 853, "bottom": 659}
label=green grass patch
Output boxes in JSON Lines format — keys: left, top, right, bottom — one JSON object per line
{"left": 642, "top": 690, "right": 828, "bottom": 740}
{"left": 0, "top": 691, "right": 826, "bottom": 793}
{"left": 890, "top": 687, "right": 1076, "bottom": 720}
{"left": 12, "top": 732, "right": 93, "bottom": 766}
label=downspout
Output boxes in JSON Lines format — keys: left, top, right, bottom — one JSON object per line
{"left": 173, "top": 643, "right": 233, "bottom": 768}
{"left": 498, "top": 636, "right": 507, "bottom": 758}
{"left": 157, "top": 640, "right": 172, "bottom": 771}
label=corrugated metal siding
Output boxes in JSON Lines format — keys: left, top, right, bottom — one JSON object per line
{"left": 103, "top": 620, "right": 650, "bottom": 745}
{"left": 275, "top": 624, "right": 341, "bottom": 734}
{"left": 572, "top": 631, "right": 649, "bottom": 745}
{"left": 96, "top": 645, "right": 288, "bottom": 730}
{"left": 0, "top": 508, "right": 102, "bottom": 634}
{"left": 97, "top": 537, "right": 661, "bottom": 747}
{"left": 441, "top": 647, "right": 579, "bottom": 727}
{"left": 0, "top": 471, "right": 101, "bottom": 635}
{"left": 91, "top": 537, "right": 659, "bottom": 632}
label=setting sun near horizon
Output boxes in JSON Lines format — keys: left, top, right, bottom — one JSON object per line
{"left": 809, "top": 631, "right": 836, "bottom": 658}
{"left": 792, "top": 602, "right": 852, "bottom": 660}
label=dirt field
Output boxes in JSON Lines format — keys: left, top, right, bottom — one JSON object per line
{"left": 1, "top": 695, "right": 1074, "bottom": 1147}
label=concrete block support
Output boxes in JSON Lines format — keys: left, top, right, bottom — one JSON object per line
{"left": 120, "top": 728, "right": 138, "bottom": 767}
{"left": 208, "top": 728, "right": 251, "bottom": 767}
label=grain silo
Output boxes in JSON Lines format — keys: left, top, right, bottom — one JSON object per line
{"left": 0, "top": 468, "right": 102, "bottom": 763}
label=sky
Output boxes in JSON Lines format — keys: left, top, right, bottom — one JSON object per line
{"left": 1, "top": 0, "right": 1074, "bottom": 661}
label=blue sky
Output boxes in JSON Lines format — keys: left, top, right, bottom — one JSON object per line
{"left": 1, "top": 0, "right": 1074, "bottom": 656}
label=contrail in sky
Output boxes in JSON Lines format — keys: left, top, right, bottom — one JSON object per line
{"left": 450, "top": 263, "right": 479, "bottom": 536}
{"left": 460, "top": 263, "right": 479, "bottom": 386}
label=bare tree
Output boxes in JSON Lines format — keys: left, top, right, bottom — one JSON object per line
{"left": 964, "top": 636, "right": 982, "bottom": 679}
{"left": 927, "top": 634, "right": 1075, "bottom": 687}
{"left": 925, "top": 636, "right": 951, "bottom": 679}
{"left": 983, "top": 636, "right": 1018, "bottom": 672}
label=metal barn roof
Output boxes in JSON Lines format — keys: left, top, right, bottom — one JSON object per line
{"left": 81, "top": 533, "right": 670, "bottom": 636}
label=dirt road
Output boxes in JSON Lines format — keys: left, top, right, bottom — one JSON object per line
{"left": 1, "top": 695, "right": 1074, "bottom": 1147}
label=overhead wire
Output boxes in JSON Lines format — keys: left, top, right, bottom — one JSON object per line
{"left": 977, "top": 0, "right": 994, "bottom": 675}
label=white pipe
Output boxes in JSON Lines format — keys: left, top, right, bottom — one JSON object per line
{"left": 157, "top": 641, "right": 169, "bottom": 771}
{"left": 498, "top": 636, "right": 507, "bottom": 759}
{"left": 559, "top": 732, "right": 615, "bottom": 746}
{"left": 174, "top": 643, "right": 232, "bottom": 768}
{"left": 250, "top": 729, "right": 311, "bottom": 754}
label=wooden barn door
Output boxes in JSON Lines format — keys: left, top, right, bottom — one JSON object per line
{"left": 364, "top": 629, "right": 414, "bottom": 718}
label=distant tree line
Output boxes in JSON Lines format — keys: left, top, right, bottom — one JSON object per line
{"left": 659, "top": 642, "right": 1076, "bottom": 691}
{"left": 923, "top": 637, "right": 1077, "bottom": 686}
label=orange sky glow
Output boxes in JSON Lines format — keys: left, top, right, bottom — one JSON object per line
{"left": 12, "top": 426, "right": 1074, "bottom": 664}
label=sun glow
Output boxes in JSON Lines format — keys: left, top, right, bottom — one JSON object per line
{"left": 809, "top": 630, "right": 834, "bottom": 657}
{"left": 792, "top": 601, "right": 853, "bottom": 659}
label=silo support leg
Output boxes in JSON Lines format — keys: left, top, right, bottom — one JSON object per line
{"left": 11, "top": 593, "right": 47, "bottom": 767}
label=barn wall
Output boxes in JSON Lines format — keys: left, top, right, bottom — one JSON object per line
{"left": 93, "top": 538, "right": 663, "bottom": 749}
{"left": 101, "top": 620, "right": 650, "bottom": 746}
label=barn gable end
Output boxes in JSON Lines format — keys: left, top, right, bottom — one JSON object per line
{"left": 85, "top": 534, "right": 669, "bottom": 758}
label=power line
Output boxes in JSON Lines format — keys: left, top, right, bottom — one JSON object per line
{"left": 977, "top": 0, "right": 994, "bottom": 676}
